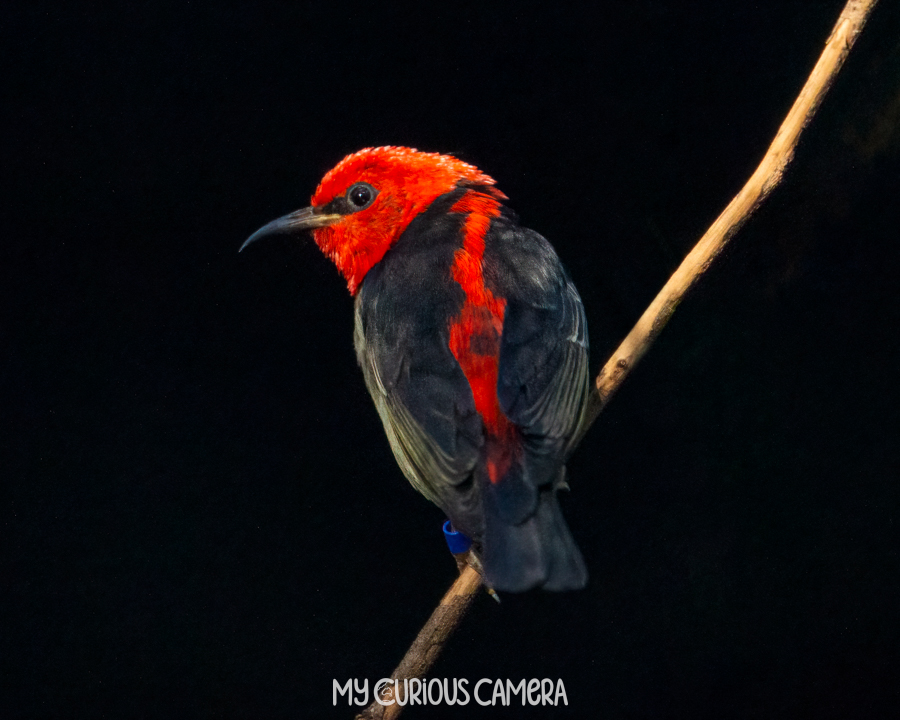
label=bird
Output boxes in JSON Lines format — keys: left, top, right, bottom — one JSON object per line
{"left": 243, "top": 146, "right": 589, "bottom": 592}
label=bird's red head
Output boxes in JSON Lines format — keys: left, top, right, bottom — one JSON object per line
{"left": 241, "top": 147, "right": 506, "bottom": 293}
{"left": 306, "top": 147, "right": 505, "bottom": 294}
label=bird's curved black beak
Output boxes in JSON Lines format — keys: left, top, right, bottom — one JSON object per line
{"left": 240, "top": 206, "right": 341, "bottom": 252}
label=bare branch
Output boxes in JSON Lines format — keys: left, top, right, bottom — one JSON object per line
{"left": 580, "top": 0, "right": 879, "bottom": 430}
{"left": 354, "top": 2, "right": 878, "bottom": 716}
{"left": 355, "top": 566, "right": 482, "bottom": 720}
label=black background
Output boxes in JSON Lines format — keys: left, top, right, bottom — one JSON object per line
{"left": 4, "top": 1, "right": 900, "bottom": 717}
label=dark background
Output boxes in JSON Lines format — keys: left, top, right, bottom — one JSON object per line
{"left": 4, "top": 1, "right": 899, "bottom": 717}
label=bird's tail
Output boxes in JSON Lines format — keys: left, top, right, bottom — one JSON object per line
{"left": 481, "top": 484, "right": 588, "bottom": 592}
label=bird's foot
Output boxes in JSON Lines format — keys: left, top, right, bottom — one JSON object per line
{"left": 442, "top": 520, "right": 500, "bottom": 602}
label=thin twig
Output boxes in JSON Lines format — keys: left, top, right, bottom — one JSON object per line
{"left": 579, "top": 0, "right": 879, "bottom": 430}
{"left": 354, "top": 2, "right": 878, "bottom": 717}
{"left": 355, "top": 567, "right": 482, "bottom": 720}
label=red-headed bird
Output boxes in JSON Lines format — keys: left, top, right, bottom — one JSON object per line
{"left": 243, "top": 147, "right": 589, "bottom": 591}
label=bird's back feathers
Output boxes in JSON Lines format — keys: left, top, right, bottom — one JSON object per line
{"left": 354, "top": 188, "right": 589, "bottom": 591}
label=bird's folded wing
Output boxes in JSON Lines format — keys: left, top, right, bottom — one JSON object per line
{"left": 488, "top": 224, "right": 590, "bottom": 463}
{"left": 354, "top": 300, "right": 483, "bottom": 514}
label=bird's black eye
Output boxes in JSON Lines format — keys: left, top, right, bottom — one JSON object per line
{"left": 347, "top": 182, "right": 377, "bottom": 211}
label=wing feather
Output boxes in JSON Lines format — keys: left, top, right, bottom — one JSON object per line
{"left": 354, "top": 294, "right": 484, "bottom": 534}
{"left": 488, "top": 223, "right": 590, "bottom": 480}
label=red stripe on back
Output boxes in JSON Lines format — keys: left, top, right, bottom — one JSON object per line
{"left": 447, "top": 191, "right": 516, "bottom": 484}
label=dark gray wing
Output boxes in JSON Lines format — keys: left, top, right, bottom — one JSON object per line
{"left": 353, "top": 264, "right": 485, "bottom": 536}
{"left": 487, "top": 222, "right": 590, "bottom": 467}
